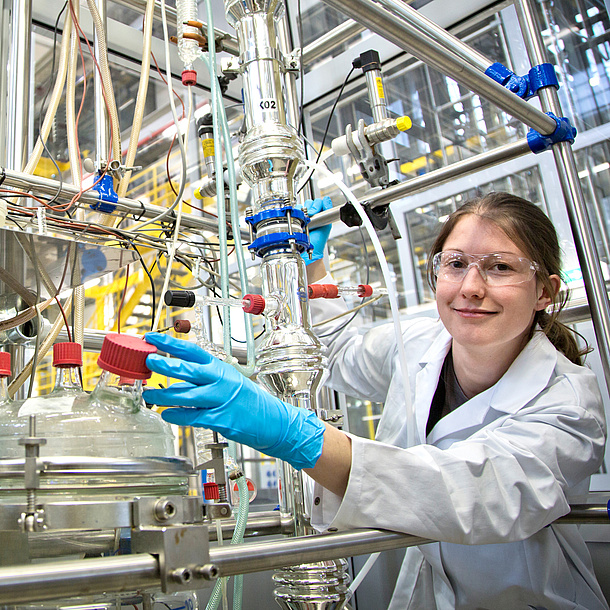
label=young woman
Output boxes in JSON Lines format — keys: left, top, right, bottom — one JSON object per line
{"left": 144, "top": 192, "right": 608, "bottom": 609}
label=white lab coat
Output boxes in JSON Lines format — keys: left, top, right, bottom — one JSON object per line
{"left": 309, "top": 295, "right": 608, "bottom": 610}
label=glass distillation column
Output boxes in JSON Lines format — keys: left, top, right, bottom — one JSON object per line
{"left": 222, "top": 1, "right": 349, "bottom": 607}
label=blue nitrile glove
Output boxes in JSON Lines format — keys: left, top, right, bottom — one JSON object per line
{"left": 142, "top": 333, "right": 326, "bottom": 470}
{"left": 299, "top": 196, "right": 333, "bottom": 265}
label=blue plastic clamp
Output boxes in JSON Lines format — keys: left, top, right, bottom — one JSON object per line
{"left": 527, "top": 112, "right": 577, "bottom": 154}
{"left": 90, "top": 173, "right": 118, "bottom": 213}
{"left": 607, "top": 499, "right": 610, "bottom": 522}
{"left": 485, "top": 62, "right": 531, "bottom": 99}
{"left": 528, "top": 63, "right": 559, "bottom": 95}
{"left": 248, "top": 231, "right": 311, "bottom": 257}
{"left": 245, "top": 205, "right": 310, "bottom": 229}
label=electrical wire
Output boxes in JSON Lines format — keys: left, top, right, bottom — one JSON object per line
{"left": 116, "top": 264, "right": 130, "bottom": 333}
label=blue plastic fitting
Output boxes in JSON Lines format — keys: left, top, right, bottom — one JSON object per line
{"left": 607, "top": 499, "right": 610, "bottom": 522}
{"left": 248, "top": 232, "right": 311, "bottom": 258}
{"left": 527, "top": 112, "right": 577, "bottom": 154}
{"left": 90, "top": 173, "right": 118, "bottom": 213}
{"left": 528, "top": 63, "right": 559, "bottom": 95}
{"left": 245, "top": 205, "right": 310, "bottom": 229}
{"left": 485, "top": 62, "right": 531, "bottom": 99}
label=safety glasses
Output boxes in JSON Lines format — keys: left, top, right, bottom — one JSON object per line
{"left": 432, "top": 250, "right": 540, "bottom": 286}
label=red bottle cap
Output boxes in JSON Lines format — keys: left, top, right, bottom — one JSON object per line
{"left": 98, "top": 334, "right": 157, "bottom": 380}
{"left": 53, "top": 342, "right": 83, "bottom": 367}
{"left": 204, "top": 482, "right": 220, "bottom": 501}
{"left": 174, "top": 319, "right": 192, "bottom": 334}
{"left": 0, "top": 352, "right": 10, "bottom": 377}
{"left": 242, "top": 294, "right": 265, "bottom": 315}
{"left": 182, "top": 69, "right": 197, "bottom": 86}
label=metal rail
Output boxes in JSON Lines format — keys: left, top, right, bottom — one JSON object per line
{"left": 302, "top": 20, "right": 366, "bottom": 66}
{"left": 320, "top": 0, "right": 557, "bottom": 135}
{"left": 309, "top": 138, "right": 533, "bottom": 229}
{"left": 0, "top": 506, "right": 607, "bottom": 604}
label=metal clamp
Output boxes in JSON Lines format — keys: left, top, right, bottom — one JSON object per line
{"left": 132, "top": 496, "right": 205, "bottom": 527}
{"left": 527, "top": 112, "right": 577, "bottom": 154}
{"left": 132, "top": 524, "right": 211, "bottom": 593}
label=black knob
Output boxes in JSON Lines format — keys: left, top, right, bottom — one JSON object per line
{"left": 164, "top": 290, "right": 196, "bottom": 308}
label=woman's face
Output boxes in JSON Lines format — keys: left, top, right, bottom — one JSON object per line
{"left": 435, "top": 215, "right": 555, "bottom": 359}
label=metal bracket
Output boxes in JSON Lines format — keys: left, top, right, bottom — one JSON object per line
{"left": 285, "top": 50, "right": 301, "bottom": 72}
{"left": 131, "top": 524, "right": 211, "bottom": 593}
{"left": 221, "top": 56, "right": 241, "bottom": 74}
{"left": 132, "top": 496, "right": 205, "bottom": 527}
{"left": 204, "top": 502, "right": 232, "bottom": 520}
{"left": 318, "top": 409, "right": 344, "bottom": 427}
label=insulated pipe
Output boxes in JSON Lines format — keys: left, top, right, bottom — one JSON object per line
{"left": 320, "top": 0, "right": 557, "bottom": 135}
{"left": 91, "top": 0, "right": 111, "bottom": 165}
{"left": 514, "top": 0, "right": 610, "bottom": 388}
{"left": 308, "top": 138, "right": 533, "bottom": 229}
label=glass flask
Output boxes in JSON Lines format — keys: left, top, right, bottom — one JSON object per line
{"left": 0, "top": 334, "right": 185, "bottom": 500}
{"left": 176, "top": 0, "right": 200, "bottom": 68}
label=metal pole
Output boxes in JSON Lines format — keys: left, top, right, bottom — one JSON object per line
{"left": 302, "top": 20, "right": 365, "bottom": 66}
{"left": 514, "top": 0, "right": 610, "bottom": 386}
{"left": 375, "top": 0, "right": 490, "bottom": 72}
{"left": 6, "top": 0, "right": 32, "bottom": 172}
{"left": 309, "top": 138, "right": 533, "bottom": 229}
{"left": 0, "top": 505, "right": 607, "bottom": 604}
{"left": 1, "top": 167, "right": 248, "bottom": 238}
{"left": 0, "top": 554, "right": 159, "bottom": 604}
{"left": 320, "top": 0, "right": 557, "bottom": 135}
{"left": 94, "top": 0, "right": 110, "bottom": 167}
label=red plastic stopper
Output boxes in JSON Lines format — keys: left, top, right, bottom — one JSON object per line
{"left": 98, "top": 334, "right": 157, "bottom": 380}
{"left": 182, "top": 69, "right": 197, "bottom": 86}
{"left": 242, "top": 294, "right": 265, "bottom": 315}
{"left": 357, "top": 284, "right": 373, "bottom": 297}
{"left": 0, "top": 352, "right": 10, "bottom": 377}
{"left": 53, "top": 342, "right": 83, "bottom": 368}
{"left": 204, "top": 482, "right": 220, "bottom": 501}
{"left": 174, "top": 319, "right": 192, "bottom": 334}
{"left": 308, "top": 284, "right": 339, "bottom": 299}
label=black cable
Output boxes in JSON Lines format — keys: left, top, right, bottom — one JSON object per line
{"left": 297, "top": 65, "right": 355, "bottom": 195}
{"left": 130, "top": 242, "right": 156, "bottom": 331}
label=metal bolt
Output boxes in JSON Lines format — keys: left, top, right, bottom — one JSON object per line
{"left": 171, "top": 568, "right": 193, "bottom": 584}
{"left": 197, "top": 564, "right": 220, "bottom": 580}
{"left": 154, "top": 499, "right": 177, "bottom": 522}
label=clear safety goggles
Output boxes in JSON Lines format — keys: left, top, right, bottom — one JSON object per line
{"left": 432, "top": 250, "right": 540, "bottom": 286}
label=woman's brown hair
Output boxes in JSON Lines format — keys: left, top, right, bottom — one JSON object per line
{"left": 426, "top": 191, "right": 588, "bottom": 365}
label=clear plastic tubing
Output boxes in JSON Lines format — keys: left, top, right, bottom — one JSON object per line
{"left": 176, "top": 0, "right": 200, "bottom": 69}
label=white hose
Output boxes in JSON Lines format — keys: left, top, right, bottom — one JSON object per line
{"left": 301, "top": 158, "right": 416, "bottom": 448}
{"left": 23, "top": 9, "right": 72, "bottom": 176}
{"left": 339, "top": 552, "right": 380, "bottom": 609}
{"left": 85, "top": 0, "right": 122, "bottom": 163}
{"left": 116, "top": 0, "right": 155, "bottom": 198}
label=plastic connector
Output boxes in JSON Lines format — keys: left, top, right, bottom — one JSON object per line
{"left": 308, "top": 284, "right": 340, "bottom": 299}
{"left": 485, "top": 62, "right": 531, "bottom": 99}
{"left": 173, "top": 319, "right": 192, "bottom": 334}
{"left": 242, "top": 294, "right": 265, "bottom": 315}
{"left": 90, "top": 173, "right": 118, "bottom": 213}
{"left": 164, "top": 290, "right": 197, "bottom": 308}
{"left": 528, "top": 63, "right": 559, "bottom": 95}
{"left": 527, "top": 113, "right": 577, "bottom": 154}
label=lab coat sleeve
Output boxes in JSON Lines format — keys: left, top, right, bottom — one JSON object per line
{"left": 313, "top": 374, "right": 606, "bottom": 545}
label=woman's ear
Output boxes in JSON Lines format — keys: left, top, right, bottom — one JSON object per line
{"left": 536, "top": 274, "right": 561, "bottom": 311}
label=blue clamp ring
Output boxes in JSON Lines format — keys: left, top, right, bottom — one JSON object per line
{"left": 528, "top": 63, "right": 559, "bottom": 95}
{"left": 527, "top": 112, "right": 577, "bottom": 154}
{"left": 607, "top": 499, "right": 610, "bottom": 522}
{"left": 90, "top": 173, "right": 118, "bottom": 213}
{"left": 245, "top": 206, "right": 310, "bottom": 228}
{"left": 248, "top": 231, "right": 311, "bottom": 257}
{"left": 485, "top": 62, "right": 531, "bottom": 99}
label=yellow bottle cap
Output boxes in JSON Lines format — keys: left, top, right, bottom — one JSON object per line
{"left": 396, "top": 116, "right": 412, "bottom": 131}
{"left": 193, "top": 187, "right": 204, "bottom": 200}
